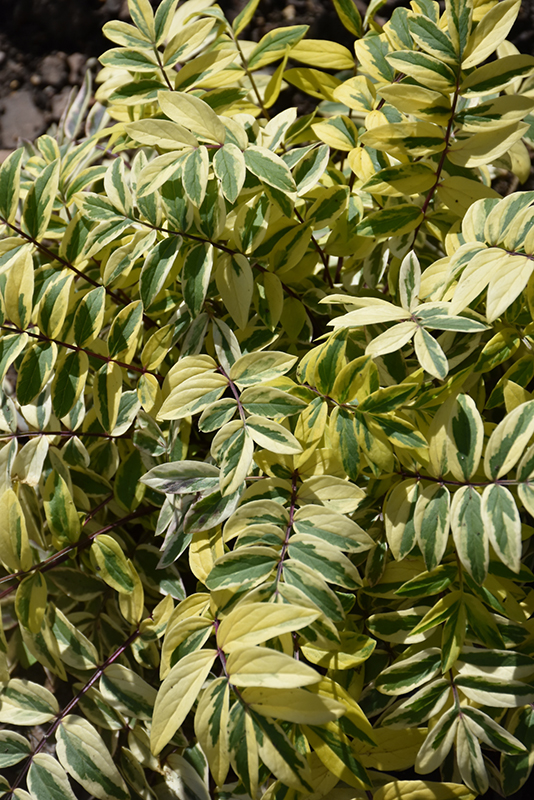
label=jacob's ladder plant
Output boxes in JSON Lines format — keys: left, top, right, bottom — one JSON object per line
{"left": 1, "top": 0, "right": 534, "bottom": 797}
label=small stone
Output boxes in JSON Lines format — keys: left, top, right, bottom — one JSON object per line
{"left": 282, "top": 4, "right": 296, "bottom": 19}
{"left": 30, "top": 75, "right": 41, "bottom": 86}
{"left": 7, "top": 59, "right": 24, "bottom": 76}
{"left": 9, "top": 80, "right": 19, "bottom": 90}
{"left": 67, "top": 52, "right": 86, "bottom": 84}
{"left": 51, "top": 86, "right": 73, "bottom": 121}
{"left": 40, "top": 53, "right": 68, "bottom": 87}
{"left": 0, "top": 91, "right": 45, "bottom": 149}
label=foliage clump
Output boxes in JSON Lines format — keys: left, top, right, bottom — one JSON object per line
{"left": 2, "top": 0, "right": 534, "bottom": 797}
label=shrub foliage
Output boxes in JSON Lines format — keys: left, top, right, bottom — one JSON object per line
{"left": 2, "top": 0, "right": 534, "bottom": 797}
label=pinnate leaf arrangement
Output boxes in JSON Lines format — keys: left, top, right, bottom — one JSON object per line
{"left": 2, "top": 0, "right": 534, "bottom": 796}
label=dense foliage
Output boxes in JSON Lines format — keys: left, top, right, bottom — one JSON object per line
{"left": 2, "top": 0, "right": 534, "bottom": 797}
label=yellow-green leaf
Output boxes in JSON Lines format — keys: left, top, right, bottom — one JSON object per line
{"left": 217, "top": 602, "right": 319, "bottom": 652}
{"left": 90, "top": 534, "right": 135, "bottom": 594}
{"left": 194, "top": 678, "right": 230, "bottom": 787}
{"left": 56, "top": 715, "right": 129, "bottom": 800}
{"left": 226, "top": 645, "right": 320, "bottom": 688}
{"left": 15, "top": 572, "right": 47, "bottom": 633}
{"left": 151, "top": 649, "right": 217, "bottom": 754}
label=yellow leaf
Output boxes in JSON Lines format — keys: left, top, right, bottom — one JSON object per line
{"left": 5, "top": 246, "right": 34, "bottom": 329}
{"left": 362, "top": 162, "right": 437, "bottom": 198}
{"left": 164, "top": 354, "right": 217, "bottom": 393}
{"left": 194, "top": 678, "right": 230, "bottom": 787}
{"left": 284, "top": 67, "right": 342, "bottom": 102}
{"left": 0, "top": 488, "right": 32, "bottom": 572}
{"left": 298, "top": 475, "right": 365, "bottom": 514}
{"left": 375, "top": 781, "right": 476, "bottom": 800}
{"left": 360, "top": 122, "right": 446, "bottom": 158}
{"left": 11, "top": 436, "right": 50, "bottom": 487}
{"left": 164, "top": 17, "right": 215, "bottom": 62}
{"left": 216, "top": 253, "right": 253, "bottom": 330}
{"left": 504, "top": 380, "right": 531, "bottom": 413}
{"left": 303, "top": 722, "right": 370, "bottom": 790}
{"left": 448, "top": 122, "right": 529, "bottom": 168}
{"left": 334, "top": 76, "right": 376, "bottom": 113}
{"left": 449, "top": 248, "right": 513, "bottom": 316}
{"left": 378, "top": 84, "right": 451, "bottom": 126}
{"left": 158, "top": 90, "right": 226, "bottom": 144}
{"left": 226, "top": 645, "right": 320, "bottom": 688}
{"left": 309, "top": 677, "right": 375, "bottom": 743}
{"left": 505, "top": 139, "right": 532, "bottom": 184}
{"left": 366, "top": 322, "right": 418, "bottom": 358}
{"left": 118, "top": 560, "right": 145, "bottom": 624}
{"left": 358, "top": 727, "right": 427, "bottom": 771}
{"left": 486, "top": 256, "right": 533, "bottom": 322}
{"left": 301, "top": 631, "right": 376, "bottom": 670}
{"left": 241, "top": 686, "right": 345, "bottom": 724}
{"left": 330, "top": 301, "right": 408, "bottom": 327}
{"left": 15, "top": 572, "right": 47, "bottom": 633}
{"left": 312, "top": 116, "right": 358, "bottom": 151}
{"left": 264, "top": 48, "right": 290, "bottom": 109}
{"left": 157, "top": 372, "right": 228, "bottom": 421}
{"left": 151, "top": 649, "right": 217, "bottom": 755}
{"left": 161, "top": 617, "right": 212, "bottom": 679}
{"left": 190, "top": 526, "right": 224, "bottom": 584}
{"left": 291, "top": 40, "right": 354, "bottom": 69}
{"left": 462, "top": 0, "right": 521, "bottom": 68}
{"left": 137, "top": 372, "right": 161, "bottom": 413}
{"left": 217, "top": 602, "right": 319, "bottom": 652}
{"left": 437, "top": 176, "right": 500, "bottom": 216}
